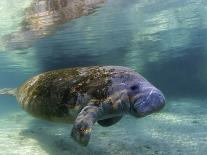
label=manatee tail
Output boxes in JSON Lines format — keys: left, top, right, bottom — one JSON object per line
{"left": 0, "top": 88, "right": 17, "bottom": 96}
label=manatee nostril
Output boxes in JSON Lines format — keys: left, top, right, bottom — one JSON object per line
{"left": 142, "top": 92, "right": 165, "bottom": 111}
{"left": 153, "top": 92, "right": 165, "bottom": 109}
{"left": 131, "top": 90, "right": 165, "bottom": 118}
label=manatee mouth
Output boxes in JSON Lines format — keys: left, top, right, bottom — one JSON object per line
{"left": 133, "top": 89, "right": 165, "bottom": 117}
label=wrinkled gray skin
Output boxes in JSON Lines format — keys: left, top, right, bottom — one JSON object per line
{"left": 16, "top": 66, "right": 165, "bottom": 146}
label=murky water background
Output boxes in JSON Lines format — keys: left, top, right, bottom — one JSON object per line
{"left": 0, "top": 0, "right": 207, "bottom": 154}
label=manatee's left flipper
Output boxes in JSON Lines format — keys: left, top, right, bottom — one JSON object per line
{"left": 71, "top": 105, "right": 100, "bottom": 146}
{"left": 98, "top": 116, "right": 122, "bottom": 127}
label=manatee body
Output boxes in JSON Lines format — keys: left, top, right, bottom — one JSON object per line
{"left": 16, "top": 66, "right": 165, "bottom": 146}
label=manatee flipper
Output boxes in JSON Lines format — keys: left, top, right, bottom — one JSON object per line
{"left": 98, "top": 116, "right": 122, "bottom": 127}
{"left": 71, "top": 105, "right": 100, "bottom": 146}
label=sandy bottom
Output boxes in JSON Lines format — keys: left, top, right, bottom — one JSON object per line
{"left": 0, "top": 98, "right": 207, "bottom": 155}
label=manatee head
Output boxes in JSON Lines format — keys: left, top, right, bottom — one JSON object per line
{"left": 128, "top": 80, "right": 165, "bottom": 117}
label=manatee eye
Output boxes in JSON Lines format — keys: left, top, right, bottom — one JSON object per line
{"left": 130, "top": 85, "right": 139, "bottom": 91}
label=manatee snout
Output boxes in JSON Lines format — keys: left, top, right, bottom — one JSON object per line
{"left": 131, "top": 88, "right": 165, "bottom": 117}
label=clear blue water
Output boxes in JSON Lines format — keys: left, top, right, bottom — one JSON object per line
{"left": 0, "top": 0, "right": 207, "bottom": 154}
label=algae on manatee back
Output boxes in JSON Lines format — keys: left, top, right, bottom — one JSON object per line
{"left": 0, "top": 66, "right": 165, "bottom": 146}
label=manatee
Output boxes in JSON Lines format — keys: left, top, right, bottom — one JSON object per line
{"left": 0, "top": 66, "right": 165, "bottom": 146}
{"left": 2, "top": 0, "right": 105, "bottom": 50}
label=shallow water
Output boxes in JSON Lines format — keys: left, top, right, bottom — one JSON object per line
{"left": 0, "top": 0, "right": 207, "bottom": 154}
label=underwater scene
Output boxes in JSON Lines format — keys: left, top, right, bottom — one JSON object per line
{"left": 0, "top": 0, "right": 207, "bottom": 154}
